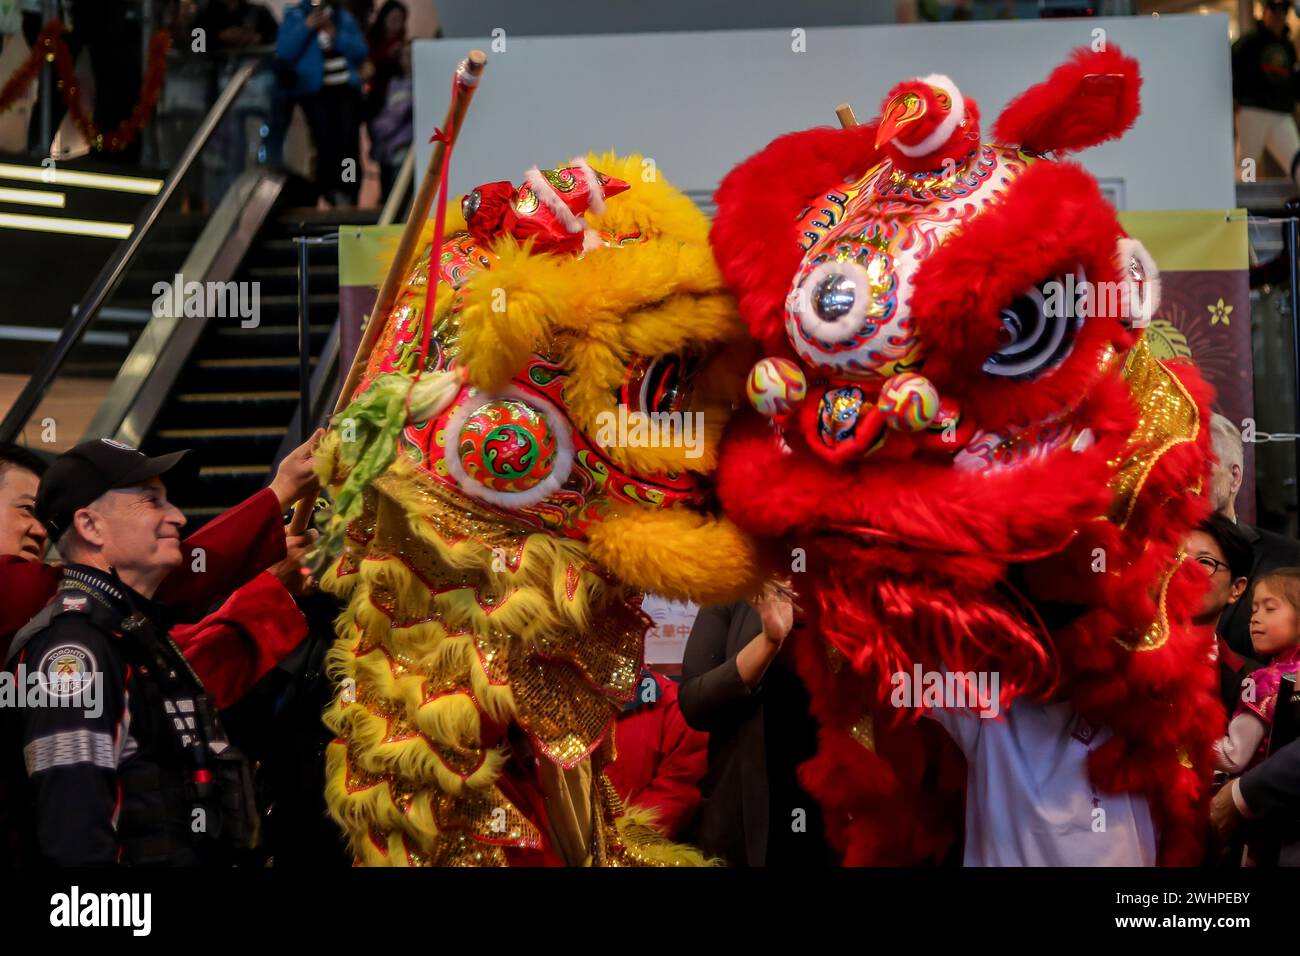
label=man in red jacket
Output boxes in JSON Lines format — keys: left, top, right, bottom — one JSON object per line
{"left": 0, "top": 436, "right": 320, "bottom": 705}
{"left": 605, "top": 667, "right": 708, "bottom": 841}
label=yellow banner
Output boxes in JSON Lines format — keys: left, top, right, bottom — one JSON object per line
{"left": 1117, "top": 209, "right": 1248, "bottom": 272}
{"left": 337, "top": 224, "right": 404, "bottom": 288}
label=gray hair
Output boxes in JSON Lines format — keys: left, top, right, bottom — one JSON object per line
{"left": 1209, "top": 412, "right": 1244, "bottom": 514}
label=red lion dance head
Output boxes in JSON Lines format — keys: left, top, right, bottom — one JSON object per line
{"left": 712, "top": 47, "right": 1220, "bottom": 865}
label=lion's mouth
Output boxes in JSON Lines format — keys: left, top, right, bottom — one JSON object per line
{"left": 951, "top": 415, "right": 1091, "bottom": 475}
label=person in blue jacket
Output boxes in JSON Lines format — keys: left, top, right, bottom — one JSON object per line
{"left": 276, "top": 1, "right": 369, "bottom": 206}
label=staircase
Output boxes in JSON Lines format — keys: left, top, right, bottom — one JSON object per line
{"left": 140, "top": 209, "right": 376, "bottom": 529}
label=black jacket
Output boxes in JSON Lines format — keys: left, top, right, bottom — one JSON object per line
{"left": 1232, "top": 22, "right": 1300, "bottom": 114}
{"left": 678, "top": 602, "right": 827, "bottom": 867}
{"left": 2, "top": 565, "right": 255, "bottom": 866}
{"left": 1220, "top": 523, "right": 1300, "bottom": 658}
{"left": 1240, "top": 734, "right": 1300, "bottom": 866}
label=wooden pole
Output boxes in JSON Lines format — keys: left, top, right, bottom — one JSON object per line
{"left": 335, "top": 49, "right": 487, "bottom": 417}
{"left": 835, "top": 103, "right": 859, "bottom": 129}
{"left": 288, "top": 49, "right": 487, "bottom": 536}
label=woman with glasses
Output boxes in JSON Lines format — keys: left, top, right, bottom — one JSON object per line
{"left": 1186, "top": 514, "right": 1256, "bottom": 716}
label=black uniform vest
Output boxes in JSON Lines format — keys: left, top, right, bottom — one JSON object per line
{"left": 4, "top": 568, "right": 260, "bottom": 865}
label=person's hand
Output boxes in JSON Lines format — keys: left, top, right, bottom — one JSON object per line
{"left": 270, "top": 528, "right": 319, "bottom": 596}
{"left": 754, "top": 580, "right": 795, "bottom": 646}
{"left": 1210, "top": 782, "right": 1244, "bottom": 845}
{"left": 305, "top": 7, "right": 328, "bottom": 30}
{"left": 270, "top": 428, "right": 324, "bottom": 511}
{"left": 360, "top": 60, "right": 376, "bottom": 81}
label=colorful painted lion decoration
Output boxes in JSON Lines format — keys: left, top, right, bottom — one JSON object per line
{"left": 712, "top": 48, "right": 1221, "bottom": 865}
{"left": 314, "top": 153, "right": 759, "bottom": 866}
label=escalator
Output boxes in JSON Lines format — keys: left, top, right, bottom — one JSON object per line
{"left": 0, "top": 57, "right": 396, "bottom": 534}
{"left": 141, "top": 209, "right": 374, "bottom": 528}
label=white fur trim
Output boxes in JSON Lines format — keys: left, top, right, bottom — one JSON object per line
{"left": 893, "top": 74, "right": 965, "bottom": 158}
{"left": 1117, "top": 237, "right": 1162, "bottom": 329}
{"left": 581, "top": 228, "right": 603, "bottom": 252}
{"left": 570, "top": 157, "right": 607, "bottom": 215}
{"left": 443, "top": 386, "right": 576, "bottom": 510}
{"left": 525, "top": 167, "right": 585, "bottom": 235}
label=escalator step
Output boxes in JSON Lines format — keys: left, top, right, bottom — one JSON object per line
{"left": 174, "top": 390, "right": 300, "bottom": 401}
{"left": 157, "top": 426, "right": 288, "bottom": 438}
{"left": 199, "top": 464, "right": 271, "bottom": 476}
{"left": 194, "top": 357, "right": 319, "bottom": 369}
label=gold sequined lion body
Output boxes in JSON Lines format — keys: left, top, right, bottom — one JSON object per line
{"left": 314, "top": 153, "right": 761, "bottom": 866}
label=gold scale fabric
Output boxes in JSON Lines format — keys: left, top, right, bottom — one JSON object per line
{"left": 320, "top": 455, "right": 703, "bottom": 866}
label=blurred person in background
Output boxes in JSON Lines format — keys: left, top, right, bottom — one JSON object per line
{"left": 275, "top": 0, "right": 367, "bottom": 207}
{"left": 1210, "top": 412, "right": 1300, "bottom": 657}
{"left": 23, "top": 1, "right": 144, "bottom": 163}
{"left": 195, "top": 0, "right": 277, "bottom": 47}
{"left": 1234, "top": 0, "right": 1300, "bottom": 188}
{"left": 162, "top": 1, "right": 217, "bottom": 213}
{"left": 365, "top": 0, "right": 404, "bottom": 71}
{"left": 193, "top": 0, "right": 279, "bottom": 204}
{"left": 362, "top": 1, "right": 410, "bottom": 202}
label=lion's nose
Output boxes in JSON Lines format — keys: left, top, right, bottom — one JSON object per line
{"left": 875, "top": 373, "right": 940, "bottom": 431}
{"left": 747, "top": 357, "right": 952, "bottom": 462}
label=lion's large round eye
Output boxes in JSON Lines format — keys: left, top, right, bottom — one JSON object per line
{"left": 792, "top": 261, "right": 873, "bottom": 346}
{"left": 619, "top": 352, "right": 698, "bottom": 415}
{"left": 982, "top": 269, "right": 1085, "bottom": 380}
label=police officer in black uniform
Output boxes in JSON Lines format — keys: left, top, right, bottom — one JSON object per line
{"left": 1, "top": 439, "right": 259, "bottom": 866}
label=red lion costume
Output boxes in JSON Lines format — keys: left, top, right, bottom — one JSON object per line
{"left": 712, "top": 47, "right": 1221, "bottom": 865}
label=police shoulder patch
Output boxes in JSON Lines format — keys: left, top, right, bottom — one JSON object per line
{"left": 37, "top": 642, "right": 99, "bottom": 699}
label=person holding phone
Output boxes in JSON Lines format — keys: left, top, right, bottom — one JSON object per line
{"left": 275, "top": 0, "right": 369, "bottom": 206}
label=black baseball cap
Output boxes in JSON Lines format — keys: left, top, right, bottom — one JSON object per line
{"left": 36, "top": 438, "right": 196, "bottom": 539}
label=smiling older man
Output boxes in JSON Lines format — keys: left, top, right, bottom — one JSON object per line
{"left": 1, "top": 439, "right": 308, "bottom": 865}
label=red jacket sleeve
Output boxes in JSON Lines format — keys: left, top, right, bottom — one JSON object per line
{"left": 608, "top": 678, "right": 708, "bottom": 840}
{"left": 631, "top": 685, "right": 708, "bottom": 839}
{"left": 169, "top": 571, "right": 308, "bottom": 710}
{"left": 156, "top": 488, "right": 286, "bottom": 618}
{"left": 0, "top": 555, "right": 61, "bottom": 660}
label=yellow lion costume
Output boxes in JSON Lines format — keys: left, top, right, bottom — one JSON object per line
{"left": 314, "top": 153, "right": 760, "bottom": 866}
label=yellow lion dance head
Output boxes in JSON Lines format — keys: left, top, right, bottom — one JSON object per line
{"left": 315, "top": 153, "right": 760, "bottom": 866}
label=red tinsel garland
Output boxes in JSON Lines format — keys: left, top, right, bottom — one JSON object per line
{"left": 0, "top": 19, "right": 171, "bottom": 153}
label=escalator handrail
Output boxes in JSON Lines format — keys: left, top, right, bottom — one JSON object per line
{"left": 0, "top": 55, "right": 267, "bottom": 444}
